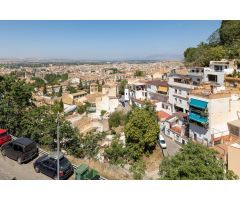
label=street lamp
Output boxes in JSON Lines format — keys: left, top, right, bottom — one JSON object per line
{"left": 56, "top": 105, "right": 77, "bottom": 180}
{"left": 56, "top": 112, "right": 60, "bottom": 180}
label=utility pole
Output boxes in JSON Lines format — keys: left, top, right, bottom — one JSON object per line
{"left": 57, "top": 112, "right": 60, "bottom": 180}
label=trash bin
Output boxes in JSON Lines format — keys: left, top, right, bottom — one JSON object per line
{"left": 75, "top": 164, "right": 100, "bottom": 180}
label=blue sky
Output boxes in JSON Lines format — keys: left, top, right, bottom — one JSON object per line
{"left": 0, "top": 20, "right": 221, "bottom": 60}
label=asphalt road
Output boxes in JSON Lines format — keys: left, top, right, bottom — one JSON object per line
{"left": 0, "top": 153, "right": 51, "bottom": 180}
{"left": 160, "top": 134, "right": 181, "bottom": 157}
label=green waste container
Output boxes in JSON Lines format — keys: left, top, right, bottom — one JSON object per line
{"left": 75, "top": 164, "right": 100, "bottom": 180}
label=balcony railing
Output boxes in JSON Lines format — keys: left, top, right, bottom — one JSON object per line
{"left": 189, "top": 107, "right": 208, "bottom": 117}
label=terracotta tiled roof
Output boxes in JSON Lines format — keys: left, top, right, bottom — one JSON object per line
{"left": 166, "top": 112, "right": 187, "bottom": 121}
{"left": 170, "top": 125, "right": 182, "bottom": 135}
{"left": 156, "top": 111, "right": 170, "bottom": 120}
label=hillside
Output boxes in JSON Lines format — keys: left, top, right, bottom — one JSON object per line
{"left": 184, "top": 20, "right": 240, "bottom": 67}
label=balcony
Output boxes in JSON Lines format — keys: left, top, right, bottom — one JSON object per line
{"left": 189, "top": 112, "right": 208, "bottom": 124}
{"left": 189, "top": 107, "right": 208, "bottom": 117}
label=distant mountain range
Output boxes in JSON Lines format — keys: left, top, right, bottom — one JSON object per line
{"left": 0, "top": 53, "right": 183, "bottom": 64}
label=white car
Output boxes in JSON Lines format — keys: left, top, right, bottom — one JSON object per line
{"left": 158, "top": 135, "right": 167, "bottom": 149}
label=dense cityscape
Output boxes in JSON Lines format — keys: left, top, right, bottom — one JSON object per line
{"left": 1, "top": 20, "right": 240, "bottom": 180}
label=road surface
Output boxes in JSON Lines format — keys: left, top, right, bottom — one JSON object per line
{"left": 161, "top": 134, "right": 181, "bottom": 157}
{"left": 0, "top": 153, "right": 51, "bottom": 180}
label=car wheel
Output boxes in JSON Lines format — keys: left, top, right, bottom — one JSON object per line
{"left": 17, "top": 157, "right": 22, "bottom": 165}
{"left": 1, "top": 150, "right": 6, "bottom": 156}
{"left": 34, "top": 166, "right": 40, "bottom": 173}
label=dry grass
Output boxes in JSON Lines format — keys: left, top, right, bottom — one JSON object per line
{"left": 143, "top": 145, "right": 163, "bottom": 179}
{"left": 67, "top": 155, "right": 132, "bottom": 180}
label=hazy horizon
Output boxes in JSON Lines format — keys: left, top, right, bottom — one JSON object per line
{"left": 0, "top": 20, "right": 221, "bottom": 60}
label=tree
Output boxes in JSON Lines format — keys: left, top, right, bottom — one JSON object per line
{"left": 0, "top": 75, "right": 33, "bottom": 134}
{"left": 77, "top": 104, "right": 86, "bottom": 114}
{"left": 78, "top": 79, "right": 83, "bottom": 90}
{"left": 184, "top": 20, "right": 240, "bottom": 66}
{"left": 100, "top": 110, "right": 107, "bottom": 117}
{"left": 51, "top": 86, "right": 55, "bottom": 97}
{"left": 124, "top": 108, "right": 159, "bottom": 156}
{"left": 18, "top": 105, "right": 79, "bottom": 153}
{"left": 77, "top": 132, "right": 106, "bottom": 159}
{"left": 159, "top": 141, "right": 238, "bottom": 180}
{"left": 119, "top": 79, "right": 128, "bottom": 95}
{"left": 134, "top": 70, "right": 144, "bottom": 77}
{"left": 104, "top": 136, "right": 128, "bottom": 166}
{"left": 108, "top": 111, "right": 127, "bottom": 129}
{"left": 130, "top": 159, "right": 146, "bottom": 180}
{"left": 66, "top": 85, "right": 77, "bottom": 94}
{"left": 219, "top": 20, "right": 240, "bottom": 45}
{"left": 31, "top": 77, "right": 45, "bottom": 88}
{"left": 58, "top": 86, "right": 63, "bottom": 97}
{"left": 43, "top": 83, "right": 47, "bottom": 96}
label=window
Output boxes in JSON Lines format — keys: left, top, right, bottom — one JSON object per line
{"left": 179, "top": 99, "right": 182, "bottom": 104}
{"left": 43, "top": 160, "right": 50, "bottom": 166}
{"left": 13, "top": 144, "right": 23, "bottom": 152}
{"left": 179, "top": 90, "right": 182, "bottom": 95}
{"left": 175, "top": 89, "right": 177, "bottom": 93}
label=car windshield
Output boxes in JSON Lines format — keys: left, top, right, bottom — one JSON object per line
{"left": 60, "top": 157, "right": 70, "bottom": 169}
{"left": 160, "top": 140, "right": 165, "bottom": 144}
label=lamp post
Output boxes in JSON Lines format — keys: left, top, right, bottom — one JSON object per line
{"left": 56, "top": 112, "right": 60, "bottom": 180}
{"left": 56, "top": 106, "right": 76, "bottom": 180}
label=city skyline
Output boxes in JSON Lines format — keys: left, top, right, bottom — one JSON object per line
{"left": 0, "top": 20, "right": 220, "bottom": 60}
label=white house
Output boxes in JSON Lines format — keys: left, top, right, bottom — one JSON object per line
{"left": 188, "top": 84, "right": 240, "bottom": 145}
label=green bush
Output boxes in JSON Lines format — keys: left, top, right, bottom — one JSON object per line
{"left": 108, "top": 111, "right": 127, "bottom": 129}
{"left": 130, "top": 159, "right": 146, "bottom": 180}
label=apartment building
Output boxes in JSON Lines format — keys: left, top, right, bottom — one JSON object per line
{"left": 145, "top": 80, "right": 172, "bottom": 114}
{"left": 209, "top": 59, "right": 237, "bottom": 75}
{"left": 188, "top": 84, "right": 240, "bottom": 145}
{"left": 124, "top": 82, "right": 147, "bottom": 107}
{"left": 168, "top": 74, "right": 202, "bottom": 114}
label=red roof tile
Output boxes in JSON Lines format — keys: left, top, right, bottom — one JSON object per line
{"left": 156, "top": 111, "right": 170, "bottom": 120}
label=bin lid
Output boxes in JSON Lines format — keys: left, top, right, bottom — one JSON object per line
{"left": 75, "top": 164, "right": 89, "bottom": 174}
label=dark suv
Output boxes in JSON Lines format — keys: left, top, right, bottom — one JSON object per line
{"left": 33, "top": 152, "right": 74, "bottom": 180}
{"left": 1, "top": 137, "right": 39, "bottom": 164}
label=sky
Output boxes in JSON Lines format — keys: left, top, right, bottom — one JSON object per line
{"left": 0, "top": 20, "right": 221, "bottom": 60}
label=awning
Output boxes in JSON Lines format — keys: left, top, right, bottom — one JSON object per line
{"left": 189, "top": 112, "right": 208, "bottom": 124}
{"left": 158, "top": 86, "right": 168, "bottom": 93}
{"left": 189, "top": 98, "right": 208, "bottom": 109}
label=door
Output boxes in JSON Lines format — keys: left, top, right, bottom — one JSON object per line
{"left": 12, "top": 144, "right": 22, "bottom": 160}
{"left": 194, "top": 133, "right": 197, "bottom": 141}
{"left": 41, "top": 160, "right": 54, "bottom": 177}
{"left": 48, "top": 160, "right": 57, "bottom": 178}
{"left": 5, "top": 143, "right": 15, "bottom": 159}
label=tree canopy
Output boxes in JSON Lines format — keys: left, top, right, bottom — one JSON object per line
{"left": 0, "top": 75, "right": 33, "bottom": 133}
{"left": 159, "top": 142, "right": 238, "bottom": 180}
{"left": 184, "top": 20, "right": 240, "bottom": 66}
{"left": 124, "top": 108, "right": 159, "bottom": 156}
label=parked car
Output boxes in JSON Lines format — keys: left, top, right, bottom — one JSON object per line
{"left": 158, "top": 135, "right": 167, "bottom": 149}
{"left": 33, "top": 152, "right": 74, "bottom": 180}
{"left": 1, "top": 137, "right": 39, "bottom": 164}
{"left": 0, "top": 129, "right": 12, "bottom": 146}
